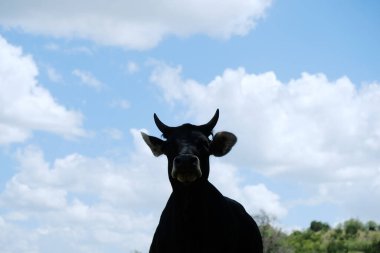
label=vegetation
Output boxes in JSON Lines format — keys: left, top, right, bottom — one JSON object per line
{"left": 253, "top": 212, "right": 380, "bottom": 253}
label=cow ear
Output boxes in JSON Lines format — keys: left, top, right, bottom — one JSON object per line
{"left": 210, "top": 131, "right": 237, "bottom": 157}
{"left": 141, "top": 132, "right": 165, "bottom": 157}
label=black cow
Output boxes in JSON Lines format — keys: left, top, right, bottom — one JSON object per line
{"left": 141, "top": 109, "right": 263, "bottom": 253}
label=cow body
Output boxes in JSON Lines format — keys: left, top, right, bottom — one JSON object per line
{"left": 142, "top": 109, "right": 263, "bottom": 253}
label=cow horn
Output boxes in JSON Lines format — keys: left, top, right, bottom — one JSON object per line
{"left": 154, "top": 113, "right": 174, "bottom": 136}
{"left": 198, "top": 109, "right": 219, "bottom": 134}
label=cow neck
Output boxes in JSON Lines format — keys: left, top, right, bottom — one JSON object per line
{"left": 172, "top": 179, "right": 208, "bottom": 219}
{"left": 173, "top": 178, "right": 206, "bottom": 197}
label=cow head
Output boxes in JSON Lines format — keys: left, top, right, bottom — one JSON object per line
{"left": 141, "top": 109, "right": 237, "bottom": 188}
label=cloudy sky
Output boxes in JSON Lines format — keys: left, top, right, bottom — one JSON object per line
{"left": 1, "top": 0, "right": 380, "bottom": 252}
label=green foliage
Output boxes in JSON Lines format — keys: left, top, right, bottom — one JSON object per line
{"left": 365, "top": 238, "right": 380, "bottom": 253}
{"left": 253, "top": 212, "right": 380, "bottom": 253}
{"left": 344, "top": 219, "right": 365, "bottom": 237}
{"left": 287, "top": 230, "right": 326, "bottom": 253}
{"left": 327, "top": 239, "right": 348, "bottom": 253}
{"left": 310, "top": 220, "right": 330, "bottom": 232}
{"left": 253, "top": 211, "right": 292, "bottom": 253}
{"left": 365, "top": 221, "right": 378, "bottom": 231}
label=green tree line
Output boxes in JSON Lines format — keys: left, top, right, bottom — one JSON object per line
{"left": 253, "top": 211, "right": 380, "bottom": 253}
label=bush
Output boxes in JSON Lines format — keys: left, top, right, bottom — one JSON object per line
{"left": 365, "top": 239, "right": 380, "bottom": 253}
{"left": 327, "top": 239, "right": 347, "bottom": 253}
{"left": 310, "top": 220, "right": 330, "bottom": 232}
{"left": 250, "top": 212, "right": 380, "bottom": 253}
{"left": 366, "top": 221, "right": 378, "bottom": 231}
{"left": 344, "top": 219, "right": 364, "bottom": 237}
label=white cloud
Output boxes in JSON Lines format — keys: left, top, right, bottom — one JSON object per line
{"left": 150, "top": 63, "right": 380, "bottom": 221}
{"left": 44, "top": 43, "right": 94, "bottom": 55}
{"left": 209, "top": 161, "right": 287, "bottom": 218}
{"left": 0, "top": 35, "right": 85, "bottom": 145}
{"left": 0, "top": 0, "right": 272, "bottom": 49}
{"left": 127, "top": 61, "right": 139, "bottom": 74}
{"left": 110, "top": 99, "right": 131, "bottom": 110}
{"left": 44, "top": 43, "right": 60, "bottom": 51}
{"left": 0, "top": 124, "right": 30, "bottom": 145}
{"left": 0, "top": 128, "right": 281, "bottom": 252}
{"left": 0, "top": 130, "right": 170, "bottom": 253}
{"left": 73, "top": 69, "right": 103, "bottom": 91}
{"left": 46, "top": 65, "right": 63, "bottom": 83}
{"left": 0, "top": 217, "right": 39, "bottom": 253}
{"left": 103, "top": 128, "right": 124, "bottom": 140}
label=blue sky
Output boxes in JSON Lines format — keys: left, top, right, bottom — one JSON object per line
{"left": 1, "top": 0, "right": 380, "bottom": 252}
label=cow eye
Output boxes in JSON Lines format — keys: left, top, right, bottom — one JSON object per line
{"left": 196, "top": 139, "right": 209, "bottom": 150}
{"left": 162, "top": 141, "right": 177, "bottom": 154}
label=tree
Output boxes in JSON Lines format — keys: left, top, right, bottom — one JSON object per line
{"left": 344, "top": 219, "right": 364, "bottom": 237}
{"left": 249, "top": 215, "right": 380, "bottom": 253}
{"left": 252, "top": 210, "right": 292, "bottom": 253}
{"left": 310, "top": 220, "right": 330, "bottom": 232}
{"left": 327, "top": 239, "right": 348, "bottom": 253}
{"left": 365, "top": 239, "right": 380, "bottom": 253}
{"left": 366, "top": 221, "right": 378, "bottom": 231}
{"left": 287, "top": 230, "right": 325, "bottom": 253}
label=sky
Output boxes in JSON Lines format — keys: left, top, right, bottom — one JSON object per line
{"left": 1, "top": 0, "right": 380, "bottom": 252}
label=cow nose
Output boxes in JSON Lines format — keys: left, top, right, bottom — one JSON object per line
{"left": 174, "top": 154, "right": 198, "bottom": 167}
{"left": 172, "top": 154, "right": 202, "bottom": 184}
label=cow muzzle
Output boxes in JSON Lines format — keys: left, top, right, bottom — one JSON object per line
{"left": 171, "top": 154, "right": 202, "bottom": 184}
